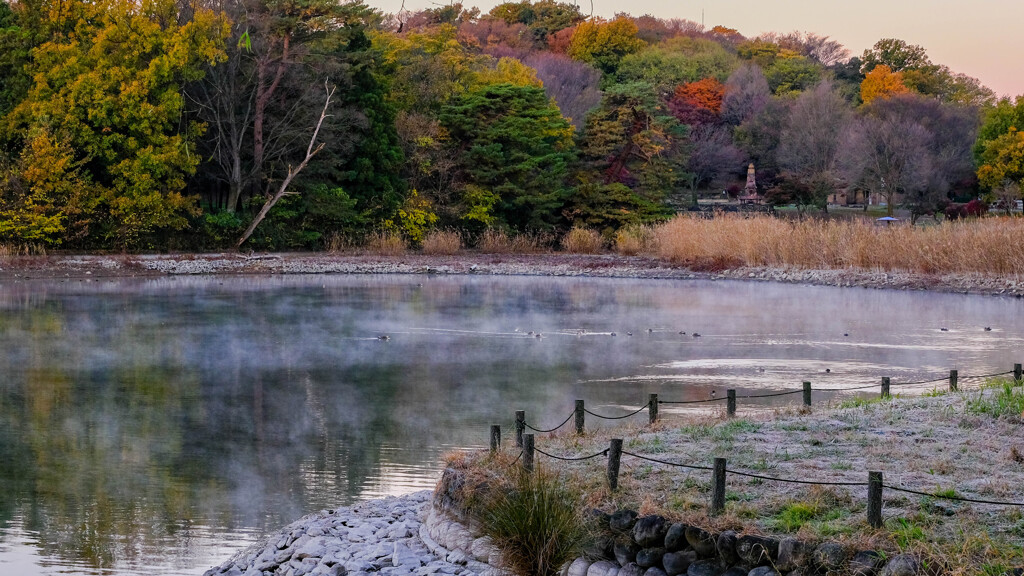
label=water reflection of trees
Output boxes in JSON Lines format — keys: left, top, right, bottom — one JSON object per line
{"left": 0, "top": 291, "right": 577, "bottom": 572}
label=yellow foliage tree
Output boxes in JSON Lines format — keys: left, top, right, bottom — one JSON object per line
{"left": 860, "top": 65, "right": 910, "bottom": 104}
{"left": 567, "top": 17, "right": 645, "bottom": 74}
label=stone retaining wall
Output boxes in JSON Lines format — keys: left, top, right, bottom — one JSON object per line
{"left": 431, "top": 467, "right": 936, "bottom": 576}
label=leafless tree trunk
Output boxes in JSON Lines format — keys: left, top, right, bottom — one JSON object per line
{"left": 235, "top": 84, "right": 334, "bottom": 249}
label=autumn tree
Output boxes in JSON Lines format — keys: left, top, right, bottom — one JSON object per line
{"left": 487, "top": 0, "right": 582, "bottom": 44}
{"left": 975, "top": 97, "right": 1024, "bottom": 191}
{"left": 755, "top": 31, "right": 849, "bottom": 66}
{"left": 860, "top": 38, "right": 930, "bottom": 73}
{"left": 522, "top": 52, "right": 602, "bottom": 128}
{"left": 578, "top": 81, "right": 687, "bottom": 213}
{"left": 860, "top": 65, "right": 909, "bottom": 104}
{"left": 777, "top": 80, "right": 852, "bottom": 210}
{"left": 2, "top": 0, "right": 228, "bottom": 247}
{"left": 617, "top": 36, "right": 737, "bottom": 92}
{"left": 842, "top": 94, "right": 978, "bottom": 219}
{"left": 721, "top": 64, "right": 771, "bottom": 125}
{"left": 567, "top": 16, "right": 645, "bottom": 75}
{"left": 683, "top": 124, "right": 744, "bottom": 205}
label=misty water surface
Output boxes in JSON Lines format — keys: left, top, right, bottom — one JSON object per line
{"left": 1, "top": 274, "right": 1023, "bottom": 575}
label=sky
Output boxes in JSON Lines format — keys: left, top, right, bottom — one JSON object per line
{"left": 366, "top": 0, "right": 1024, "bottom": 98}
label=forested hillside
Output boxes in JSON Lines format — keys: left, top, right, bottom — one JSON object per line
{"left": 1, "top": 0, "right": 1021, "bottom": 251}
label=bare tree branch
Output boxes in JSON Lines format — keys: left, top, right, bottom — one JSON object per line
{"left": 235, "top": 83, "right": 334, "bottom": 249}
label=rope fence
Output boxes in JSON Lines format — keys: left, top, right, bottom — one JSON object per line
{"left": 512, "top": 365, "right": 1021, "bottom": 438}
{"left": 488, "top": 363, "right": 1024, "bottom": 526}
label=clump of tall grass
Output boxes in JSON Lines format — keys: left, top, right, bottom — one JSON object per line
{"left": 476, "top": 467, "right": 588, "bottom": 576}
{"left": 614, "top": 225, "right": 656, "bottom": 256}
{"left": 652, "top": 215, "right": 1024, "bottom": 275}
{"left": 477, "top": 229, "right": 551, "bottom": 254}
{"left": 364, "top": 231, "right": 406, "bottom": 256}
{"left": 421, "top": 229, "right": 463, "bottom": 255}
{"left": 965, "top": 378, "right": 1024, "bottom": 419}
{"left": 0, "top": 243, "right": 47, "bottom": 258}
{"left": 560, "top": 227, "right": 604, "bottom": 254}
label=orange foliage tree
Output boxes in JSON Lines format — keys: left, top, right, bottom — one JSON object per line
{"left": 860, "top": 65, "right": 909, "bottom": 104}
{"left": 669, "top": 78, "right": 725, "bottom": 125}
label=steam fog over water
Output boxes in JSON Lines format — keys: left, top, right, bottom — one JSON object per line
{"left": 1, "top": 274, "right": 1023, "bottom": 575}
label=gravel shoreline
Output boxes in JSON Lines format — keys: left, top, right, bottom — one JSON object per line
{"left": 1, "top": 252, "right": 1023, "bottom": 297}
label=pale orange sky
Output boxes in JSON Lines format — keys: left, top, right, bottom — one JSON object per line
{"left": 370, "top": 0, "right": 1024, "bottom": 98}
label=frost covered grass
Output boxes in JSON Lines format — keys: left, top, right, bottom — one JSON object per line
{"left": 460, "top": 378, "right": 1024, "bottom": 574}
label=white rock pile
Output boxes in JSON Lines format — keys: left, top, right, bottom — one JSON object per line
{"left": 203, "top": 491, "right": 488, "bottom": 576}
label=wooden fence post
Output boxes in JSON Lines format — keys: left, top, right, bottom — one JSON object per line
{"left": 607, "top": 439, "right": 623, "bottom": 491}
{"left": 727, "top": 389, "right": 736, "bottom": 417}
{"left": 1015, "top": 363, "right": 1022, "bottom": 383}
{"left": 575, "top": 400, "right": 585, "bottom": 434}
{"left": 649, "top": 394, "right": 659, "bottom": 424}
{"left": 515, "top": 411, "right": 525, "bottom": 447}
{"left": 949, "top": 369, "right": 958, "bottom": 392}
{"left": 881, "top": 377, "right": 890, "bottom": 399}
{"left": 490, "top": 425, "right": 500, "bottom": 452}
{"left": 523, "top": 434, "right": 534, "bottom": 472}
{"left": 803, "top": 382, "right": 812, "bottom": 407}
{"left": 711, "top": 457, "right": 727, "bottom": 515}
{"left": 868, "top": 471, "right": 883, "bottom": 528}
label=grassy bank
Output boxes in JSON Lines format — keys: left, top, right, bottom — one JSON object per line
{"left": 453, "top": 379, "right": 1024, "bottom": 575}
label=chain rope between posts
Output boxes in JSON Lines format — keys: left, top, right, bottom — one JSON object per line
{"left": 535, "top": 447, "right": 608, "bottom": 462}
{"left": 584, "top": 404, "right": 649, "bottom": 420}
{"left": 658, "top": 396, "right": 729, "bottom": 405}
{"left": 620, "top": 450, "right": 714, "bottom": 471}
{"left": 883, "top": 484, "right": 1024, "bottom": 507}
{"left": 523, "top": 411, "right": 575, "bottom": 433}
{"left": 725, "top": 468, "right": 868, "bottom": 486}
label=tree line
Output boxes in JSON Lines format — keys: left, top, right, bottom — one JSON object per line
{"left": 1, "top": 0, "right": 1022, "bottom": 250}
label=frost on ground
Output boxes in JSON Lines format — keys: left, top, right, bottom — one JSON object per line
{"left": 467, "top": 381, "right": 1024, "bottom": 572}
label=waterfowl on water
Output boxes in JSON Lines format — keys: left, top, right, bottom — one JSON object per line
{"left": 940, "top": 327, "right": 949, "bottom": 332}
{"left": 825, "top": 368, "right": 831, "bottom": 373}
{"left": 843, "top": 333, "right": 849, "bottom": 337}
{"left": 679, "top": 331, "right": 686, "bottom": 335}
{"left": 610, "top": 332, "right": 617, "bottom": 337}
{"left": 692, "top": 333, "right": 701, "bottom": 338}
{"left": 627, "top": 332, "right": 633, "bottom": 336}
{"left": 984, "top": 327, "right": 992, "bottom": 331}
{"left": 378, "top": 335, "right": 390, "bottom": 341}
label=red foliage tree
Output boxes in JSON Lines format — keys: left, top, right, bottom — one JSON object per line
{"left": 669, "top": 77, "right": 725, "bottom": 125}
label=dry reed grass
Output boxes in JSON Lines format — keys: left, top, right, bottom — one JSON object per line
{"left": 652, "top": 215, "right": 1024, "bottom": 275}
{"left": 560, "top": 227, "right": 604, "bottom": 254}
{"left": 324, "top": 232, "right": 351, "bottom": 253}
{"left": 0, "top": 243, "right": 47, "bottom": 258}
{"left": 477, "top": 229, "right": 551, "bottom": 254}
{"left": 364, "top": 231, "right": 406, "bottom": 256}
{"left": 614, "top": 225, "right": 656, "bottom": 256}
{"left": 421, "top": 229, "right": 463, "bottom": 255}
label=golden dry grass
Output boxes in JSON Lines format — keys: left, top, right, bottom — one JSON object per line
{"left": 651, "top": 215, "right": 1024, "bottom": 275}
{"left": 614, "top": 225, "right": 657, "bottom": 256}
{"left": 364, "top": 231, "right": 407, "bottom": 256}
{"left": 560, "top": 227, "right": 604, "bottom": 254}
{"left": 477, "top": 229, "right": 551, "bottom": 254}
{"left": 421, "top": 229, "right": 463, "bottom": 255}
{"left": 0, "top": 243, "right": 47, "bottom": 258}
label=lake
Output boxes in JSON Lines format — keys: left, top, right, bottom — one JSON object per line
{"left": 1, "top": 274, "right": 1022, "bottom": 575}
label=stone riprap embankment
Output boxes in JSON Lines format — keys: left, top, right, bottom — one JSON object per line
{"left": 1, "top": 253, "right": 1022, "bottom": 298}
{"left": 203, "top": 491, "right": 501, "bottom": 576}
